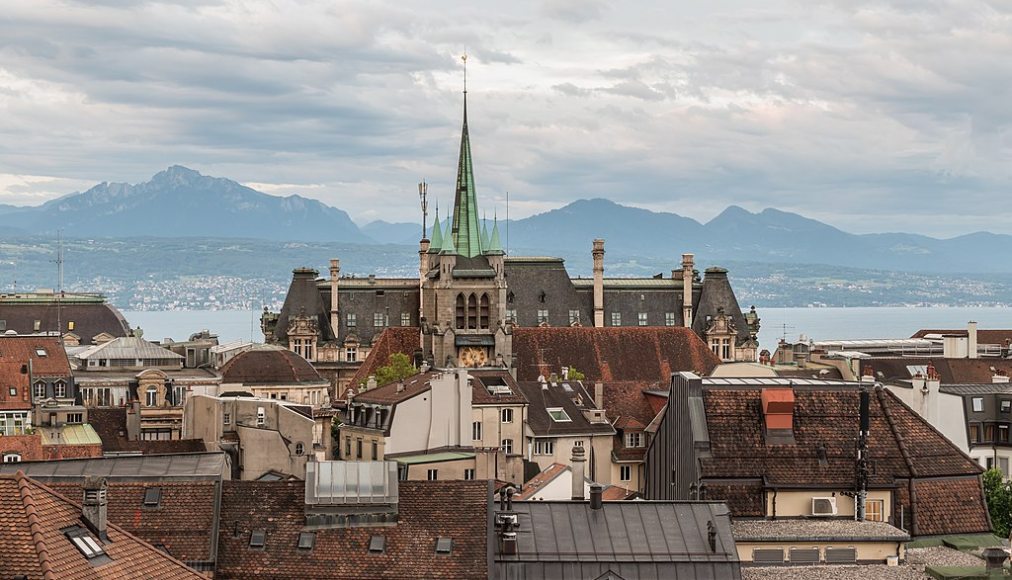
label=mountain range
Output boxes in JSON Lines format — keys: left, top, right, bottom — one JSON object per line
{"left": 1, "top": 166, "right": 1010, "bottom": 274}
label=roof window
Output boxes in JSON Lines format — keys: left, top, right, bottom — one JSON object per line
{"left": 435, "top": 537, "right": 453, "bottom": 554}
{"left": 63, "top": 526, "right": 107, "bottom": 561}
{"left": 35, "top": 348, "right": 47, "bottom": 357}
{"left": 249, "top": 529, "right": 266, "bottom": 548}
{"left": 368, "top": 535, "right": 385, "bottom": 553}
{"left": 547, "top": 408, "right": 572, "bottom": 422}
{"left": 143, "top": 487, "right": 161, "bottom": 507}
{"left": 298, "top": 531, "right": 315, "bottom": 550}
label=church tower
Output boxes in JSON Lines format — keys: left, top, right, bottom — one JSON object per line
{"left": 419, "top": 56, "right": 511, "bottom": 370}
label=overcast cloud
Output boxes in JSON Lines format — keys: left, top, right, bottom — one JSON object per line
{"left": 0, "top": 0, "right": 1009, "bottom": 236}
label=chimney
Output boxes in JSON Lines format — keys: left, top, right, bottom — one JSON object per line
{"left": 968, "top": 321, "right": 978, "bottom": 359}
{"left": 681, "top": 253, "right": 694, "bottom": 327}
{"left": 861, "top": 364, "right": 876, "bottom": 384}
{"left": 81, "top": 476, "right": 109, "bottom": 541}
{"left": 993, "top": 370, "right": 1009, "bottom": 384}
{"left": 856, "top": 388, "right": 871, "bottom": 521}
{"left": 562, "top": 366, "right": 569, "bottom": 381}
{"left": 366, "top": 376, "right": 377, "bottom": 391}
{"left": 571, "top": 445, "right": 586, "bottom": 501}
{"left": 983, "top": 547, "right": 1008, "bottom": 577}
{"left": 592, "top": 239, "right": 605, "bottom": 327}
{"left": 761, "top": 387, "right": 795, "bottom": 444}
{"left": 594, "top": 382, "right": 604, "bottom": 409}
{"left": 589, "top": 483, "right": 603, "bottom": 510}
{"left": 329, "top": 259, "right": 341, "bottom": 335}
{"left": 126, "top": 400, "right": 141, "bottom": 441}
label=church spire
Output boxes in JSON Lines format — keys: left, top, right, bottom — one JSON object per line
{"left": 450, "top": 53, "right": 482, "bottom": 258}
{"left": 429, "top": 202, "right": 443, "bottom": 253}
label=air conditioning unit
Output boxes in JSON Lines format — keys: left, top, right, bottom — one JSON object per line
{"left": 811, "top": 497, "right": 838, "bottom": 516}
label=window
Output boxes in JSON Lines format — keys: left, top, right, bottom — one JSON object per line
{"left": 479, "top": 294, "right": 490, "bottom": 329}
{"left": 249, "top": 529, "right": 266, "bottom": 548}
{"left": 369, "top": 535, "right": 385, "bottom": 554}
{"left": 33, "top": 320, "right": 41, "bottom": 331}
{"left": 970, "top": 424, "right": 981, "bottom": 443}
{"left": 256, "top": 407, "right": 266, "bottom": 426}
{"left": 533, "top": 439, "right": 554, "bottom": 455}
{"left": 637, "top": 312, "right": 648, "bottom": 326}
{"left": 463, "top": 469, "right": 475, "bottom": 480}
{"left": 625, "top": 432, "right": 643, "bottom": 448}
{"left": 143, "top": 487, "right": 161, "bottom": 507}
{"left": 374, "top": 313, "right": 386, "bottom": 327}
{"left": 569, "top": 310, "right": 580, "bottom": 325}
{"left": 3, "top": 453, "right": 21, "bottom": 463}
{"left": 146, "top": 387, "right": 157, "bottom": 407}
{"left": 1002, "top": 400, "right": 1011, "bottom": 413}
{"left": 298, "top": 532, "right": 316, "bottom": 550}
{"left": 1001, "top": 425, "right": 1009, "bottom": 443}
{"left": 33, "top": 382, "right": 46, "bottom": 399}
{"left": 224, "top": 413, "right": 231, "bottom": 425}
{"left": 427, "top": 469, "right": 438, "bottom": 481}
{"left": 505, "top": 309, "right": 517, "bottom": 323}
{"left": 346, "top": 313, "right": 357, "bottom": 328}
{"left": 295, "top": 442, "right": 305, "bottom": 456}
{"left": 537, "top": 309, "right": 549, "bottom": 324}
{"left": 345, "top": 346, "right": 358, "bottom": 362}
{"left": 501, "top": 439, "right": 513, "bottom": 455}
{"left": 435, "top": 537, "right": 453, "bottom": 554}
{"left": 8, "top": 387, "right": 15, "bottom": 397}
{"left": 54, "top": 381, "right": 66, "bottom": 398}
{"left": 665, "top": 312, "right": 676, "bottom": 326}
{"left": 620, "top": 465, "right": 632, "bottom": 481}
{"left": 573, "top": 440, "right": 584, "bottom": 447}
{"left": 986, "top": 425, "right": 996, "bottom": 442}
{"left": 65, "top": 527, "right": 106, "bottom": 559}
{"left": 501, "top": 408, "right": 513, "bottom": 423}
{"left": 35, "top": 347, "right": 47, "bottom": 357}
{"left": 1001, "top": 457, "right": 1010, "bottom": 476}
{"left": 66, "top": 413, "right": 83, "bottom": 424}
{"left": 547, "top": 408, "right": 571, "bottom": 422}
{"left": 973, "top": 397, "right": 984, "bottom": 412}
{"left": 472, "top": 421, "right": 482, "bottom": 441}
{"left": 68, "top": 321, "right": 75, "bottom": 331}
{"left": 372, "top": 440, "right": 378, "bottom": 460}
{"left": 611, "top": 312, "right": 621, "bottom": 326}
{"left": 345, "top": 436, "right": 352, "bottom": 458}
{"left": 401, "top": 312, "right": 411, "bottom": 326}
{"left": 722, "top": 338, "right": 731, "bottom": 361}
{"left": 456, "top": 294, "right": 466, "bottom": 329}
{"left": 467, "top": 294, "right": 478, "bottom": 329}
{"left": 356, "top": 438, "right": 363, "bottom": 459}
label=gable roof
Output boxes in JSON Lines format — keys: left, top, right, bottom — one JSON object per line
{"left": 513, "top": 326, "right": 720, "bottom": 382}
{"left": 0, "top": 471, "right": 204, "bottom": 579}
{"left": 514, "top": 379, "right": 614, "bottom": 438}
{"left": 76, "top": 336, "right": 183, "bottom": 362}
{"left": 215, "top": 479, "right": 490, "bottom": 579}
{"left": 349, "top": 327, "right": 420, "bottom": 387}
{"left": 350, "top": 371, "right": 438, "bottom": 405}
{"left": 0, "top": 335, "right": 73, "bottom": 378}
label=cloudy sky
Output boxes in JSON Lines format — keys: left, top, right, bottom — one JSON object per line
{"left": 0, "top": 0, "right": 1009, "bottom": 237}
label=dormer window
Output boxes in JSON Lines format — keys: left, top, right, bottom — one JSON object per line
{"left": 249, "top": 529, "right": 266, "bottom": 548}
{"left": 369, "top": 535, "right": 385, "bottom": 554}
{"left": 33, "top": 382, "right": 46, "bottom": 399}
{"left": 625, "top": 432, "right": 643, "bottom": 448}
{"left": 547, "top": 408, "right": 571, "bottom": 422}
{"left": 54, "top": 381, "right": 67, "bottom": 398}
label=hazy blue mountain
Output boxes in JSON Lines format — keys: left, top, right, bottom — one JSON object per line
{"left": 6, "top": 166, "right": 369, "bottom": 243}
{"left": 361, "top": 220, "right": 422, "bottom": 245}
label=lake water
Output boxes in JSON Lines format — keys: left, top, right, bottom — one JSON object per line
{"left": 124, "top": 306, "right": 1012, "bottom": 347}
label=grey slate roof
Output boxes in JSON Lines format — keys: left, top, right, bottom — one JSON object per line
{"left": 496, "top": 500, "right": 740, "bottom": 580}
{"left": 274, "top": 268, "right": 335, "bottom": 344}
{"left": 76, "top": 336, "right": 184, "bottom": 361}
{"left": 0, "top": 451, "right": 229, "bottom": 481}
{"left": 939, "top": 383, "right": 1012, "bottom": 395}
{"left": 692, "top": 268, "right": 750, "bottom": 346}
{"left": 514, "top": 379, "right": 615, "bottom": 437}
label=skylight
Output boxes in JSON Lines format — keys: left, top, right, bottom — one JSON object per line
{"left": 298, "top": 531, "right": 315, "bottom": 550}
{"left": 547, "top": 408, "right": 571, "bottom": 422}
{"left": 435, "top": 537, "right": 453, "bottom": 554}
{"left": 35, "top": 348, "right": 47, "bottom": 357}
{"left": 249, "top": 529, "right": 266, "bottom": 548}
{"left": 64, "top": 527, "right": 106, "bottom": 560}
{"left": 143, "top": 487, "right": 161, "bottom": 507}
{"left": 368, "top": 535, "right": 385, "bottom": 553}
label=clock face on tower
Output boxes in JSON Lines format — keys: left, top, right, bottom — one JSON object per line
{"left": 458, "top": 346, "right": 488, "bottom": 368}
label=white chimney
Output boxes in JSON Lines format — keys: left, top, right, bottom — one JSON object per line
{"left": 329, "top": 259, "right": 340, "bottom": 336}
{"left": 681, "top": 253, "right": 694, "bottom": 327}
{"left": 925, "top": 362, "right": 941, "bottom": 426}
{"left": 592, "top": 240, "right": 605, "bottom": 327}
{"left": 571, "top": 445, "right": 586, "bottom": 501}
{"left": 594, "top": 382, "right": 604, "bottom": 409}
{"left": 968, "top": 321, "right": 978, "bottom": 359}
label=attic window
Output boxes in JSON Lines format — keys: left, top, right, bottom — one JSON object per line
{"left": 35, "top": 348, "right": 47, "bottom": 357}
{"left": 64, "top": 526, "right": 106, "bottom": 560}
{"left": 368, "top": 535, "right": 385, "bottom": 554}
{"left": 435, "top": 537, "right": 453, "bottom": 554}
{"left": 298, "top": 532, "right": 316, "bottom": 550}
{"left": 143, "top": 487, "right": 161, "bottom": 507}
{"left": 547, "top": 408, "right": 571, "bottom": 422}
{"left": 249, "top": 529, "right": 266, "bottom": 548}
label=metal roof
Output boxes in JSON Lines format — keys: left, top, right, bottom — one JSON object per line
{"left": 0, "top": 451, "right": 229, "bottom": 481}
{"left": 76, "top": 336, "right": 184, "bottom": 361}
{"left": 702, "top": 377, "right": 862, "bottom": 387}
{"left": 39, "top": 424, "right": 102, "bottom": 446}
{"left": 939, "top": 383, "right": 1012, "bottom": 395}
{"left": 390, "top": 451, "right": 475, "bottom": 465}
{"left": 571, "top": 278, "right": 683, "bottom": 288}
{"left": 496, "top": 500, "right": 739, "bottom": 579}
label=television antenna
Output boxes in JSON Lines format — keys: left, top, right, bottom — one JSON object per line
{"left": 779, "top": 322, "right": 795, "bottom": 342}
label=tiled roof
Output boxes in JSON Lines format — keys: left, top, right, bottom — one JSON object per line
{"left": 215, "top": 479, "right": 490, "bottom": 579}
{"left": 912, "top": 476, "right": 992, "bottom": 536}
{"left": 602, "top": 381, "right": 664, "bottom": 431}
{"left": 469, "top": 370, "right": 528, "bottom": 405}
{"left": 350, "top": 371, "right": 438, "bottom": 405}
{"left": 349, "top": 327, "right": 420, "bottom": 388}
{"left": 699, "top": 385, "right": 990, "bottom": 535}
{"left": 0, "top": 472, "right": 204, "bottom": 579}
{"left": 88, "top": 407, "right": 207, "bottom": 455}
{"left": 514, "top": 463, "right": 567, "bottom": 500}
{"left": 0, "top": 301, "right": 131, "bottom": 345}
{"left": 46, "top": 480, "right": 219, "bottom": 566}
{"left": 912, "top": 328, "right": 1012, "bottom": 344}
{"left": 513, "top": 326, "right": 720, "bottom": 382}
{"left": 220, "top": 345, "right": 325, "bottom": 385}
{"left": 514, "top": 380, "right": 615, "bottom": 437}
{"left": 0, "top": 360, "right": 33, "bottom": 410}
{"left": 0, "top": 336, "right": 73, "bottom": 378}
{"left": 866, "top": 357, "right": 1012, "bottom": 384}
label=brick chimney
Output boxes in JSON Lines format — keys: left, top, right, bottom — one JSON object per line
{"left": 81, "top": 476, "right": 109, "bottom": 541}
{"left": 571, "top": 445, "right": 586, "bottom": 501}
{"left": 761, "top": 387, "right": 795, "bottom": 444}
{"left": 592, "top": 240, "right": 605, "bottom": 327}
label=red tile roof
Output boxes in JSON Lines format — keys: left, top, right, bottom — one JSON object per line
{"left": 866, "top": 357, "right": 1012, "bottom": 384}
{"left": 215, "top": 479, "right": 490, "bottom": 579}
{"left": 513, "top": 326, "right": 720, "bottom": 382}
{"left": 0, "top": 337, "right": 72, "bottom": 408}
{"left": 87, "top": 407, "right": 207, "bottom": 455}
{"left": 349, "top": 327, "right": 420, "bottom": 388}
{"left": 47, "top": 481, "right": 218, "bottom": 566}
{"left": 349, "top": 371, "right": 438, "bottom": 405}
{"left": 0, "top": 472, "right": 204, "bottom": 579}
{"left": 699, "top": 385, "right": 990, "bottom": 534}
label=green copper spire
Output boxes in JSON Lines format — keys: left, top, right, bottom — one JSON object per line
{"left": 450, "top": 62, "right": 483, "bottom": 258}
{"left": 487, "top": 217, "right": 504, "bottom": 255}
{"left": 480, "top": 215, "right": 490, "bottom": 251}
{"left": 429, "top": 204, "right": 443, "bottom": 253}
{"left": 440, "top": 218, "right": 456, "bottom": 254}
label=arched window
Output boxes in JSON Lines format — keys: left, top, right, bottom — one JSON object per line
{"left": 455, "top": 294, "right": 466, "bottom": 329}
{"left": 479, "top": 294, "right": 490, "bottom": 329}
{"left": 467, "top": 294, "right": 478, "bottom": 329}
{"left": 2, "top": 453, "right": 21, "bottom": 463}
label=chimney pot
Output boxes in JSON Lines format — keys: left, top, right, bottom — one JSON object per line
{"left": 589, "top": 483, "right": 603, "bottom": 510}
{"left": 571, "top": 445, "right": 586, "bottom": 501}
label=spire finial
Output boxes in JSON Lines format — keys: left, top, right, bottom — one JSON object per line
{"left": 462, "top": 52, "right": 468, "bottom": 94}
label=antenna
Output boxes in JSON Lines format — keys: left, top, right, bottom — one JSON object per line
{"left": 51, "top": 230, "right": 64, "bottom": 339}
{"left": 418, "top": 180, "right": 428, "bottom": 240}
{"left": 505, "top": 190, "right": 509, "bottom": 256}
{"left": 779, "top": 322, "right": 795, "bottom": 342}
{"left": 461, "top": 52, "right": 468, "bottom": 94}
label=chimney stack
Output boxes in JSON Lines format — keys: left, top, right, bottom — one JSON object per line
{"left": 681, "top": 253, "right": 694, "bottom": 327}
{"left": 594, "top": 382, "right": 604, "bottom": 409}
{"left": 993, "top": 370, "right": 1009, "bottom": 384}
{"left": 589, "top": 483, "right": 603, "bottom": 510}
{"left": 81, "top": 476, "right": 109, "bottom": 541}
{"left": 856, "top": 387, "right": 871, "bottom": 521}
{"left": 968, "top": 321, "right": 978, "bottom": 359}
{"left": 571, "top": 445, "right": 586, "bottom": 501}
{"left": 329, "top": 259, "right": 341, "bottom": 336}
{"left": 761, "top": 387, "right": 795, "bottom": 444}
{"left": 592, "top": 240, "right": 605, "bottom": 328}
{"left": 924, "top": 362, "right": 941, "bottom": 425}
